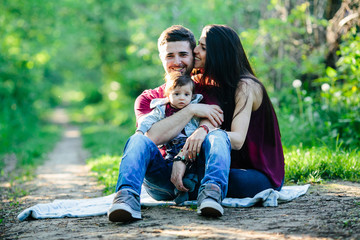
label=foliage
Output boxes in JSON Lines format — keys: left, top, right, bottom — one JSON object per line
{"left": 0, "top": 0, "right": 58, "bottom": 154}
{"left": 57, "top": 0, "right": 269, "bottom": 126}
{"left": 278, "top": 28, "right": 359, "bottom": 150}
{"left": 315, "top": 28, "right": 360, "bottom": 149}
{"left": 16, "top": 125, "right": 62, "bottom": 167}
{"left": 284, "top": 144, "right": 360, "bottom": 184}
{"left": 240, "top": 1, "right": 327, "bottom": 90}
{"left": 0, "top": 124, "right": 61, "bottom": 180}
{"left": 237, "top": 2, "right": 358, "bottom": 151}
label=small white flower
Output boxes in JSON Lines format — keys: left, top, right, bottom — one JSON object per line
{"left": 304, "top": 96, "right": 313, "bottom": 103}
{"left": 289, "top": 115, "right": 295, "bottom": 122}
{"left": 292, "top": 79, "right": 302, "bottom": 88}
{"left": 108, "top": 92, "right": 118, "bottom": 101}
{"left": 334, "top": 91, "right": 341, "bottom": 98}
{"left": 321, "top": 83, "right": 330, "bottom": 92}
{"left": 110, "top": 81, "right": 121, "bottom": 91}
{"left": 270, "top": 97, "right": 279, "bottom": 105}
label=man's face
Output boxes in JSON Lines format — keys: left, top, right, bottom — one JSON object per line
{"left": 159, "top": 41, "right": 194, "bottom": 75}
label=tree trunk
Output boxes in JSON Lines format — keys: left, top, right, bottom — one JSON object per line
{"left": 326, "top": 0, "right": 360, "bottom": 68}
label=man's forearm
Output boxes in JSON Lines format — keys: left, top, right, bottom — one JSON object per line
{"left": 146, "top": 106, "right": 194, "bottom": 145}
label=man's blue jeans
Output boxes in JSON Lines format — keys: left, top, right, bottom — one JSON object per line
{"left": 115, "top": 129, "right": 282, "bottom": 200}
{"left": 115, "top": 129, "right": 231, "bottom": 200}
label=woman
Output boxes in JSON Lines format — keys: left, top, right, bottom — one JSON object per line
{"left": 184, "top": 24, "right": 284, "bottom": 199}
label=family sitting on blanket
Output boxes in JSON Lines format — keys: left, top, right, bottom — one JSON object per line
{"left": 108, "top": 24, "right": 285, "bottom": 222}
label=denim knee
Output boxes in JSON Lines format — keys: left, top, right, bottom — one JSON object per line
{"left": 128, "top": 133, "right": 153, "bottom": 145}
{"left": 200, "top": 129, "right": 231, "bottom": 199}
{"left": 124, "top": 134, "right": 157, "bottom": 153}
{"left": 203, "top": 129, "right": 231, "bottom": 151}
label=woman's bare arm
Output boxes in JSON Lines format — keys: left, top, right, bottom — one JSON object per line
{"left": 226, "top": 80, "right": 262, "bottom": 150}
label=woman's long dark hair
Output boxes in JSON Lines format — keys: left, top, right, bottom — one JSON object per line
{"left": 200, "top": 24, "right": 277, "bottom": 142}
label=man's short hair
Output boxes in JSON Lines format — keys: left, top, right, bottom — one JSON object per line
{"left": 158, "top": 25, "right": 196, "bottom": 52}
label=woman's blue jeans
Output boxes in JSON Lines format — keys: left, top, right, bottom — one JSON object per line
{"left": 227, "top": 169, "right": 283, "bottom": 198}
{"left": 115, "top": 130, "right": 231, "bottom": 200}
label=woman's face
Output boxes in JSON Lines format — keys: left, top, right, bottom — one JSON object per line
{"left": 194, "top": 35, "right": 206, "bottom": 69}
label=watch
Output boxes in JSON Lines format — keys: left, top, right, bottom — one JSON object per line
{"left": 173, "top": 156, "right": 189, "bottom": 165}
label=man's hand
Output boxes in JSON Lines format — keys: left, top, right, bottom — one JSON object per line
{"left": 171, "top": 160, "right": 188, "bottom": 192}
{"left": 189, "top": 104, "right": 224, "bottom": 127}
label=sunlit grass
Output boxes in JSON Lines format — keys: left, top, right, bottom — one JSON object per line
{"left": 87, "top": 155, "right": 120, "bottom": 194}
{"left": 284, "top": 145, "right": 360, "bottom": 184}
{"left": 81, "top": 124, "right": 134, "bottom": 157}
{"left": 81, "top": 124, "right": 134, "bottom": 194}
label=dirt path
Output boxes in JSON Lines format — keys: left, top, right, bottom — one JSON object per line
{"left": 1, "top": 119, "right": 360, "bottom": 239}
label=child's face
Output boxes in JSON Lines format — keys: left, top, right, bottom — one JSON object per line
{"left": 168, "top": 83, "right": 193, "bottom": 109}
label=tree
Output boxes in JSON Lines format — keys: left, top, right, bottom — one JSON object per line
{"left": 326, "top": 0, "right": 360, "bottom": 68}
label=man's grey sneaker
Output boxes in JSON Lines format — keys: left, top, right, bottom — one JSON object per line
{"left": 197, "top": 183, "right": 224, "bottom": 217}
{"left": 108, "top": 189, "right": 141, "bottom": 222}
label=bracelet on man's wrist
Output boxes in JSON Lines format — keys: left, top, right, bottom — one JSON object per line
{"left": 173, "top": 156, "right": 189, "bottom": 165}
{"left": 199, "top": 124, "right": 209, "bottom": 134}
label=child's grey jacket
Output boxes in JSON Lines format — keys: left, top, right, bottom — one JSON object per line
{"left": 136, "top": 94, "right": 203, "bottom": 136}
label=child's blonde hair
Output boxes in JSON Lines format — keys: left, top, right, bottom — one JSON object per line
{"left": 164, "top": 72, "right": 195, "bottom": 97}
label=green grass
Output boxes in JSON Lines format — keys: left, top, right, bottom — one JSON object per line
{"left": 81, "top": 124, "right": 134, "bottom": 157}
{"left": 284, "top": 145, "right": 360, "bottom": 184}
{"left": 16, "top": 124, "right": 62, "bottom": 167}
{"left": 87, "top": 155, "right": 121, "bottom": 194}
{"left": 1, "top": 124, "right": 62, "bottom": 174}
{"left": 81, "top": 124, "right": 134, "bottom": 194}
{"left": 0, "top": 123, "right": 62, "bottom": 197}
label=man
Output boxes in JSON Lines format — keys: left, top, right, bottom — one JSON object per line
{"left": 108, "top": 25, "right": 229, "bottom": 222}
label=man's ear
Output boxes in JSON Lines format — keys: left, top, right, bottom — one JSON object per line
{"left": 158, "top": 46, "right": 164, "bottom": 60}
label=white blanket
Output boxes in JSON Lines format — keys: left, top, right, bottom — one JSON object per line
{"left": 17, "top": 184, "right": 310, "bottom": 221}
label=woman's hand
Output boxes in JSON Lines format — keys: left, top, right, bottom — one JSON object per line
{"left": 191, "top": 73, "right": 203, "bottom": 83}
{"left": 188, "top": 104, "right": 224, "bottom": 127}
{"left": 182, "top": 127, "right": 208, "bottom": 161}
{"left": 171, "top": 160, "right": 188, "bottom": 192}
